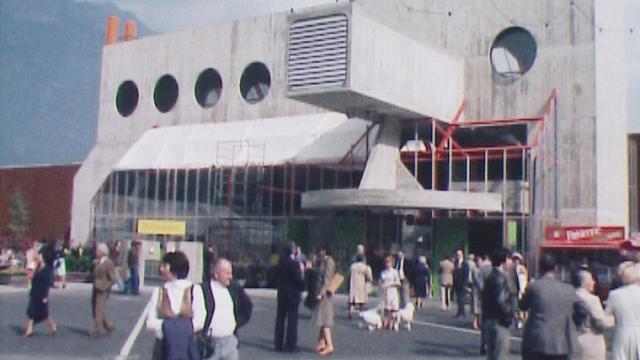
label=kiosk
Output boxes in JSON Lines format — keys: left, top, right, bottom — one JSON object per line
{"left": 540, "top": 226, "right": 625, "bottom": 300}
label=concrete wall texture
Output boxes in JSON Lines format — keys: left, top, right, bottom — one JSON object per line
{"left": 71, "top": 0, "right": 635, "bottom": 245}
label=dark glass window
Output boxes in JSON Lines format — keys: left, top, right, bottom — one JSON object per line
{"left": 154, "top": 74, "right": 179, "bottom": 113}
{"left": 239, "top": 62, "right": 271, "bottom": 104}
{"left": 490, "top": 27, "right": 537, "bottom": 76}
{"left": 115, "top": 80, "right": 139, "bottom": 117}
{"left": 195, "top": 68, "right": 223, "bottom": 108}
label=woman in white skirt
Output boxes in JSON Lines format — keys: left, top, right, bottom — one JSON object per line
{"left": 379, "top": 255, "right": 401, "bottom": 330}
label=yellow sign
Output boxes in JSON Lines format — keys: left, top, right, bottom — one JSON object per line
{"left": 137, "top": 219, "right": 186, "bottom": 236}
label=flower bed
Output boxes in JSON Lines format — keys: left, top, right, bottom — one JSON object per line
{"left": 0, "top": 269, "right": 27, "bottom": 286}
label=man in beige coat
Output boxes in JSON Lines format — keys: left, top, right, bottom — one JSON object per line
{"left": 439, "top": 256, "right": 455, "bottom": 311}
{"left": 90, "top": 243, "right": 116, "bottom": 339}
{"left": 573, "top": 269, "right": 613, "bottom": 360}
{"left": 348, "top": 255, "right": 373, "bottom": 318}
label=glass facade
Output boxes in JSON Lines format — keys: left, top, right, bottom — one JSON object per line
{"left": 90, "top": 119, "right": 532, "bottom": 285}
{"left": 91, "top": 163, "right": 366, "bottom": 275}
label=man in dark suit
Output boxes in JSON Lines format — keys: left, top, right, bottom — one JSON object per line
{"left": 395, "top": 249, "right": 412, "bottom": 308}
{"left": 274, "top": 242, "right": 305, "bottom": 352}
{"left": 481, "top": 248, "right": 514, "bottom": 359}
{"left": 453, "top": 249, "right": 470, "bottom": 317}
{"left": 520, "top": 253, "right": 579, "bottom": 360}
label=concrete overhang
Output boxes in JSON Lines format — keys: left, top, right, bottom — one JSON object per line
{"left": 113, "top": 113, "right": 374, "bottom": 170}
{"left": 301, "top": 189, "right": 503, "bottom": 212}
{"left": 286, "top": 3, "right": 464, "bottom": 122}
{"left": 300, "top": 120, "right": 503, "bottom": 212}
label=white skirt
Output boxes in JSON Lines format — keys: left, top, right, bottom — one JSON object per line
{"left": 384, "top": 287, "right": 399, "bottom": 311}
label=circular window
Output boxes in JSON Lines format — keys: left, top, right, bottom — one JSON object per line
{"left": 239, "top": 62, "right": 271, "bottom": 104}
{"left": 195, "top": 68, "right": 223, "bottom": 108}
{"left": 490, "top": 27, "right": 537, "bottom": 77}
{"left": 153, "top": 74, "right": 179, "bottom": 113}
{"left": 115, "top": 80, "right": 139, "bottom": 117}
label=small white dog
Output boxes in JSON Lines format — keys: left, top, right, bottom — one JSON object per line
{"left": 358, "top": 307, "right": 383, "bottom": 331}
{"left": 394, "top": 303, "right": 416, "bottom": 331}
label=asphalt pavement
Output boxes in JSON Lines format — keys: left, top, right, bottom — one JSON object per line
{"left": 0, "top": 283, "right": 522, "bottom": 360}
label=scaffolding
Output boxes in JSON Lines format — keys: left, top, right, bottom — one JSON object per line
{"left": 90, "top": 92, "right": 557, "bottom": 262}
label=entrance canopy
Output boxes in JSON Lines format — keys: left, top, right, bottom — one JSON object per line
{"left": 114, "top": 113, "right": 373, "bottom": 170}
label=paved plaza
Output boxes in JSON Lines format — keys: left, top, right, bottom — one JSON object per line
{"left": 0, "top": 283, "right": 523, "bottom": 360}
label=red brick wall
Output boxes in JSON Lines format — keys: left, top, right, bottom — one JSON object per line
{"left": 0, "top": 164, "right": 80, "bottom": 242}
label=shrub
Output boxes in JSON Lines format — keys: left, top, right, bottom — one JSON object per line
{"left": 65, "top": 252, "right": 92, "bottom": 272}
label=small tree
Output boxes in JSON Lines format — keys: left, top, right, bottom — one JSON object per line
{"left": 8, "top": 188, "right": 30, "bottom": 244}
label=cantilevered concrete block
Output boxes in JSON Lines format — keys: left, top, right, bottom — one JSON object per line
{"left": 286, "top": 3, "right": 464, "bottom": 122}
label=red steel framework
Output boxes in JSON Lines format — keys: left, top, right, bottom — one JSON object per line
{"left": 395, "top": 89, "right": 557, "bottom": 217}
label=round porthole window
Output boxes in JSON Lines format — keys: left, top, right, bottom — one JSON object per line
{"left": 153, "top": 74, "right": 179, "bottom": 113}
{"left": 115, "top": 80, "right": 139, "bottom": 117}
{"left": 195, "top": 68, "right": 223, "bottom": 108}
{"left": 239, "top": 62, "right": 271, "bottom": 104}
{"left": 490, "top": 27, "right": 537, "bottom": 77}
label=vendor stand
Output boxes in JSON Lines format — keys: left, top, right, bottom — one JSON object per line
{"left": 540, "top": 226, "right": 626, "bottom": 300}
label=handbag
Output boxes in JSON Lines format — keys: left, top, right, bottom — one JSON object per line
{"left": 197, "top": 281, "right": 215, "bottom": 359}
{"left": 304, "top": 291, "right": 319, "bottom": 309}
{"left": 304, "top": 269, "right": 320, "bottom": 309}
{"left": 365, "top": 281, "right": 373, "bottom": 295}
{"left": 326, "top": 273, "right": 344, "bottom": 294}
{"left": 194, "top": 331, "right": 214, "bottom": 359}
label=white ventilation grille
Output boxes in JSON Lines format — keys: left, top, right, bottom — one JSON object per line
{"left": 287, "top": 14, "right": 348, "bottom": 91}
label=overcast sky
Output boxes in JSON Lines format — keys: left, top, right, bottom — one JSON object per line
{"left": 108, "top": 0, "right": 337, "bottom": 33}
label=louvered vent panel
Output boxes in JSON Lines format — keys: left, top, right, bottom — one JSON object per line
{"left": 288, "top": 14, "right": 348, "bottom": 90}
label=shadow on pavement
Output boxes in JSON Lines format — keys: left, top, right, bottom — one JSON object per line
{"left": 241, "top": 338, "right": 317, "bottom": 357}
{"left": 413, "top": 338, "right": 480, "bottom": 357}
{"left": 9, "top": 324, "right": 23, "bottom": 335}
{"left": 61, "top": 324, "right": 91, "bottom": 337}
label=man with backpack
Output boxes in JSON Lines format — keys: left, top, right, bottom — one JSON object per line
{"left": 200, "top": 257, "right": 253, "bottom": 360}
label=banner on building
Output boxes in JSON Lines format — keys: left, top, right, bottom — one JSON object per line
{"left": 544, "top": 226, "right": 624, "bottom": 242}
{"left": 137, "top": 219, "right": 186, "bottom": 236}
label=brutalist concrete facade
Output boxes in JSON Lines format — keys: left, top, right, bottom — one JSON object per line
{"left": 71, "top": 0, "right": 637, "bottom": 254}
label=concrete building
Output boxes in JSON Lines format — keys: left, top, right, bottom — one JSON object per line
{"left": 71, "top": 0, "right": 639, "bottom": 282}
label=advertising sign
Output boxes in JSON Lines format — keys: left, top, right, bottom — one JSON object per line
{"left": 137, "top": 219, "right": 186, "bottom": 236}
{"left": 544, "top": 226, "right": 625, "bottom": 242}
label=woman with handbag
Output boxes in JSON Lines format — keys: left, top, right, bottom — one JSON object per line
{"left": 312, "top": 246, "right": 337, "bottom": 356}
{"left": 146, "top": 251, "right": 206, "bottom": 360}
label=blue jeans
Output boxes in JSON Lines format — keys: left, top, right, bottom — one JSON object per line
{"left": 127, "top": 266, "right": 139, "bottom": 295}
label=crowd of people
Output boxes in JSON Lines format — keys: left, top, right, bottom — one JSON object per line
{"left": 0, "top": 239, "right": 69, "bottom": 289}
{"left": 479, "top": 247, "right": 640, "bottom": 360}
{"left": 7, "top": 237, "right": 640, "bottom": 360}
{"left": 272, "top": 242, "right": 640, "bottom": 360}
{"left": 6, "top": 239, "right": 143, "bottom": 339}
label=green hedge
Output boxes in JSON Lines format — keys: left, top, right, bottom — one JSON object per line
{"left": 65, "top": 253, "right": 93, "bottom": 272}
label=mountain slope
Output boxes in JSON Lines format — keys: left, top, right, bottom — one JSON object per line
{"left": 0, "top": 0, "right": 152, "bottom": 166}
